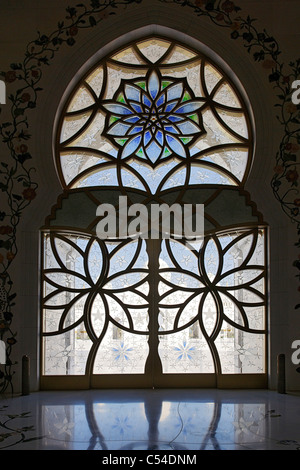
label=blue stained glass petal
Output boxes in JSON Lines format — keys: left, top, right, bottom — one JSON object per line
{"left": 177, "top": 120, "right": 201, "bottom": 134}
{"left": 130, "top": 103, "right": 143, "bottom": 114}
{"left": 165, "top": 102, "right": 177, "bottom": 113}
{"left": 124, "top": 116, "right": 140, "bottom": 124}
{"left": 175, "top": 101, "right": 202, "bottom": 114}
{"left": 167, "top": 83, "right": 183, "bottom": 101}
{"left": 146, "top": 140, "right": 162, "bottom": 163}
{"left": 148, "top": 71, "right": 160, "bottom": 100}
{"left": 155, "top": 130, "right": 164, "bottom": 146}
{"left": 142, "top": 94, "right": 152, "bottom": 107}
{"left": 168, "top": 115, "right": 184, "bottom": 122}
{"left": 164, "top": 125, "right": 179, "bottom": 134}
{"left": 121, "top": 135, "right": 142, "bottom": 158}
{"left": 108, "top": 121, "right": 131, "bottom": 136}
{"left": 128, "top": 126, "right": 143, "bottom": 135}
{"left": 144, "top": 130, "right": 151, "bottom": 146}
{"left": 124, "top": 84, "right": 141, "bottom": 102}
{"left": 166, "top": 134, "right": 186, "bottom": 157}
{"left": 156, "top": 94, "right": 165, "bottom": 108}
{"left": 103, "top": 103, "right": 133, "bottom": 115}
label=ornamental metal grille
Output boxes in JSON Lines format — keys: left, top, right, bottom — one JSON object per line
{"left": 41, "top": 37, "right": 266, "bottom": 388}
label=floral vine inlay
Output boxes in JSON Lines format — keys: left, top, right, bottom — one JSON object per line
{"left": 0, "top": 405, "right": 43, "bottom": 449}
{"left": 0, "top": 0, "right": 142, "bottom": 394}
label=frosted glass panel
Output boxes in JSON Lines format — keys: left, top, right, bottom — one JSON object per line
{"left": 42, "top": 235, "right": 149, "bottom": 376}
{"left": 157, "top": 229, "right": 266, "bottom": 375}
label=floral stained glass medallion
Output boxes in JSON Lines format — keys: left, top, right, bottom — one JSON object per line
{"left": 101, "top": 70, "right": 206, "bottom": 165}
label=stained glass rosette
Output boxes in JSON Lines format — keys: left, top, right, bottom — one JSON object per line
{"left": 57, "top": 38, "right": 252, "bottom": 193}
{"left": 101, "top": 70, "right": 206, "bottom": 165}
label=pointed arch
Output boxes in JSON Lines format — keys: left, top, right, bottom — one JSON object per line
{"left": 40, "top": 32, "right": 267, "bottom": 390}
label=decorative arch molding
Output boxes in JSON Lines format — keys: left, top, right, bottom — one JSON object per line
{"left": 0, "top": 0, "right": 298, "bottom": 393}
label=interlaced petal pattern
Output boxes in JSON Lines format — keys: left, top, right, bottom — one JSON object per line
{"left": 42, "top": 228, "right": 266, "bottom": 376}
{"left": 158, "top": 229, "right": 266, "bottom": 374}
{"left": 57, "top": 37, "right": 252, "bottom": 191}
{"left": 102, "top": 70, "right": 206, "bottom": 165}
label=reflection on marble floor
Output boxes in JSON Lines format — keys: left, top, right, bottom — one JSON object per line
{"left": 0, "top": 389, "right": 300, "bottom": 450}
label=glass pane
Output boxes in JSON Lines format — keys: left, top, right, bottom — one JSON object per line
{"left": 67, "top": 86, "right": 95, "bottom": 113}
{"left": 216, "top": 330, "right": 265, "bottom": 374}
{"left": 42, "top": 234, "right": 150, "bottom": 376}
{"left": 158, "top": 330, "right": 215, "bottom": 374}
{"left": 44, "top": 323, "right": 92, "bottom": 375}
{"left": 93, "top": 325, "right": 149, "bottom": 375}
{"left": 137, "top": 38, "right": 171, "bottom": 63}
{"left": 45, "top": 37, "right": 265, "bottom": 384}
{"left": 157, "top": 230, "right": 266, "bottom": 375}
{"left": 85, "top": 65, "right": 104, "bottom": 97}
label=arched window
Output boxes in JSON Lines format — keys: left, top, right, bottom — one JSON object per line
{"left": 41, "top": 37, "right": 267, "bottom": 389}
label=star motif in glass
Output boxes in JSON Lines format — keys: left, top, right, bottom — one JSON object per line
{"left": 101, "top": 70, "right": 206, "bottom": 166}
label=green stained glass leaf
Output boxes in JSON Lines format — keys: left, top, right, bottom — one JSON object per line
{"left": 189, "top": 114, "right": 199, "bottom": 123}
{"left": 136, "top": 81, "right": 146, "bottom": 90}
{"left": 164, "top": 147, "right": 172, "bottom": 157}
{"left": 180, "top": 137, "right": 193, "bottom": 144}
{"left": 115, "top": 138, "right": 128, "bottom": 146}
{"left": 109, "top": 116, "right": 120, "bottom": 126}
{"left": 162, "top": 81, "right": 172, "bottom": 89}
{"left": 117, "top": 93, "right": 126, "bottom": 103}
{"left": 183, "top": 91, "right": 191, "bottom": 102}
{"left": 136, "top": 147, "right": 146, "bottom": 158}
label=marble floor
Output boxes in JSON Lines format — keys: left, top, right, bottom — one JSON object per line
{"left": 0, "top": 388, "right": 299, "bottom": 451}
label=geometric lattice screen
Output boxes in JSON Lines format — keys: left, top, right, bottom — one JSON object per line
{"left": 41, "top": 37, "right": 267, "bottom": 389}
